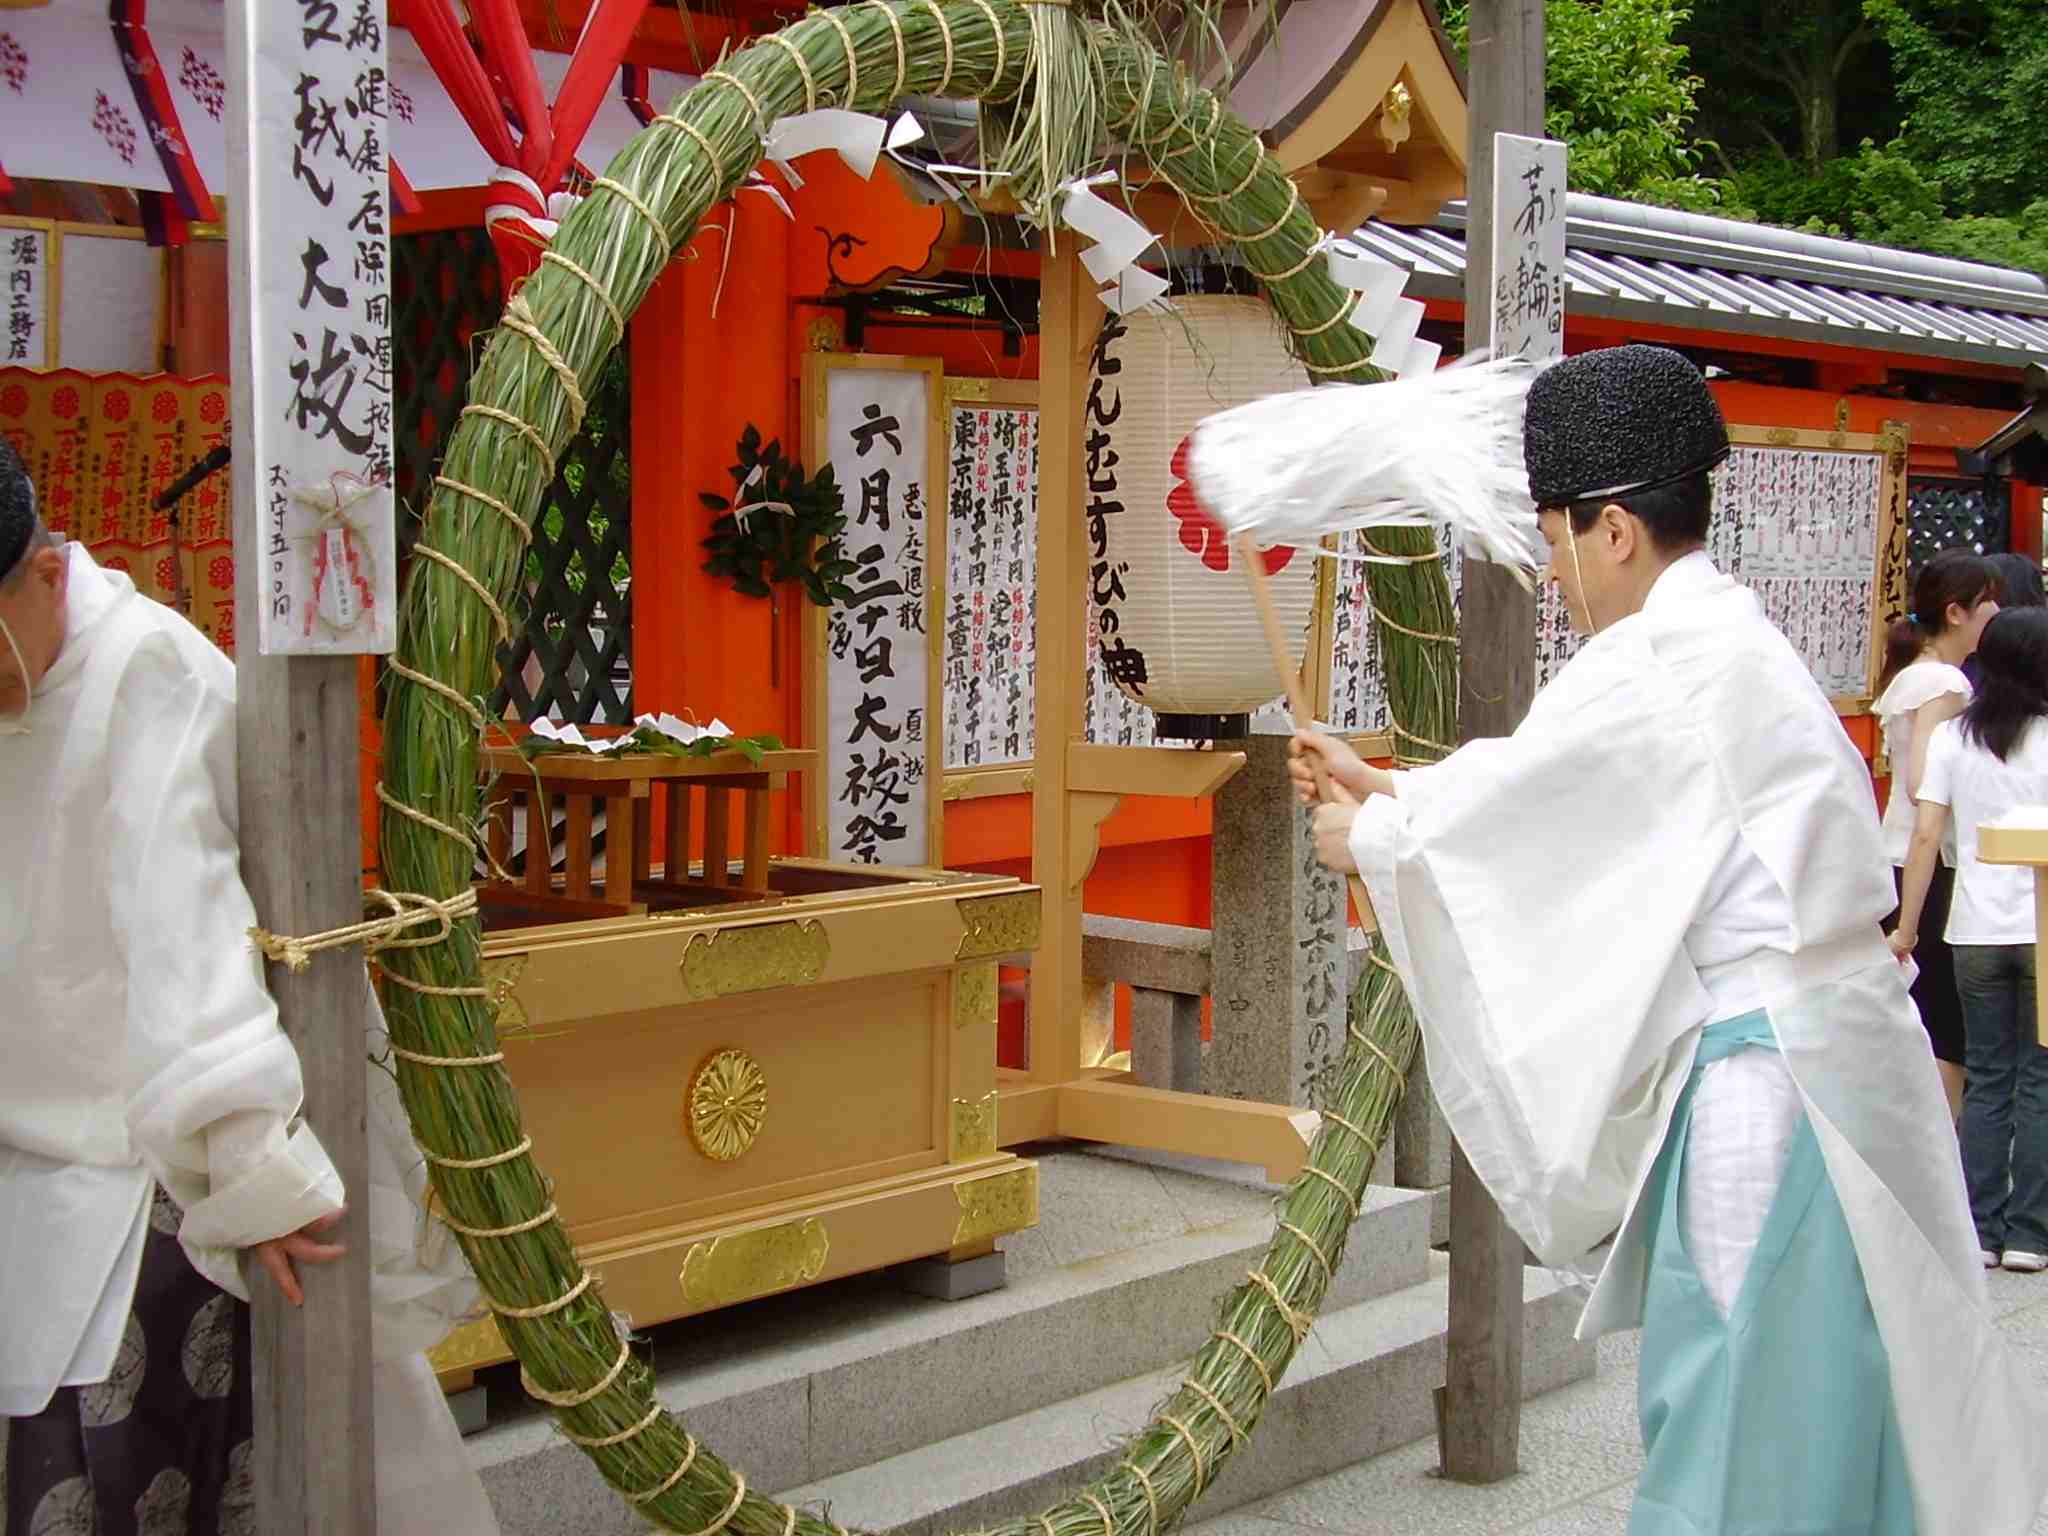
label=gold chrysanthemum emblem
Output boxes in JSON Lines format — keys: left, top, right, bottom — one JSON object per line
{"left": 687, "top": 1048, "right": 767, "bottom": 1161}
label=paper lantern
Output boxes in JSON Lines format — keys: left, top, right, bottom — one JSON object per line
{"left": 1087, "top": 295, "right": 1319, "bottom": 726}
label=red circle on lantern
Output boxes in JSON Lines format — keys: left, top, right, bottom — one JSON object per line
{"left": 1167, "top": 437, "right": 1292, "bottom": 576}
{"left": 0, "top": 385, "right": 27, "bottom": 419}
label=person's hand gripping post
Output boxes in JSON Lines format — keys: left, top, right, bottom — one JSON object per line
{"left": 1236, "top": 537, "right": 1381, "bottom": 932}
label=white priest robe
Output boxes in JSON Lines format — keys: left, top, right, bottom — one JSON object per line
{"left": 1, "top": 546, "right": 495, "bottom": 1533}
{"left": 1349, "top": 552, "right": 2048, "bottom": 1534}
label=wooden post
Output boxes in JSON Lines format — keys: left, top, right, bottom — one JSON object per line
{"left": 1439, "top": 0, "right": 1543, "bottom": 1486}
{"left": 1026, "top": 241, "right": 1100, "bottom": 1085}
{"left": 226, "top": 4, "right": 379, "bottom": 1528}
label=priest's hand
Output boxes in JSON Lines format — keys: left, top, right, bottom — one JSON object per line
{"left": 1291, "top": 732, "right": 1367, "bottom": 805}
{"left": 1312, "top": 794, "right": 1361, "bottom": 874}
{"left": 249, "top": 1210, "right": 347, "bottom": 1307}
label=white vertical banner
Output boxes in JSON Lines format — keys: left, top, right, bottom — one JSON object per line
{"left": 1489, "top": 133, "right": 1567, "bottom": 362}
{"left": 944, "top": 402, "right": 1039, "bottom": 768}
{"left": 825, "top": 366, "right": 933, "bottom": 865}
{"left": 237, "top": 1, "right": 396, "bottom": 655}
{"left": 1493, "top": 132, "right": 1574, "bottom": 660}
{"left": 1, "top": 222, "right": 53, "bottom": 369}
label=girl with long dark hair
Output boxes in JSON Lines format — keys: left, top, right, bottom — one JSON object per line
{"left": 1891, "top": 606, "right": 2048, "bottom": 1271}
{"left": 1875, "top": 550, "right": 2002, "bottom": 1116}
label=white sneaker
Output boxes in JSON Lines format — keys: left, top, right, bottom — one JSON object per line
{"left": 2002, "top": 1250, "right": 2048, "bottom": 1273}
{"left": 1982, "top": 1248, "right": 2002, "bottom": 1268}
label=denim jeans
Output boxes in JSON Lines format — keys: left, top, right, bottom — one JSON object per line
{"left": 1952, "top": 943, "right": 2048, "bottom": 1254}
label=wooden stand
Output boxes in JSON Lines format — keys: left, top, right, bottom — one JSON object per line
{"left": 477, "top": 743, "right": 813, "bottom": 922}
{"left": 992, "top": 242, "right": 1325, "bottom": 1185}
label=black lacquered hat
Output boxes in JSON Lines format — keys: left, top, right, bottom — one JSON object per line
{"left": 1524, "top": 344, "right": 1730, "bottom": 507}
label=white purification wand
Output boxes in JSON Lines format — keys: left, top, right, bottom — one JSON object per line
{"left": 1187, "top": 354, "right": 1549, "bottom": 931}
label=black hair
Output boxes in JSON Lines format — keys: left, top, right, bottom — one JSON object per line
{"left": 1878, "top": 549, "right": 2003, "bottom": 693}
{"left": 0, "top": 439, "right": 37, "bottom": 587}
{"left": 1959, "top": 607, "right": 2048, "bottom": 762}
{"left": 1564, "top": 471, "right": 1713, "bottom": 551}
{"left": 1988, "top": 551, "right": 2045, "bottom": 610}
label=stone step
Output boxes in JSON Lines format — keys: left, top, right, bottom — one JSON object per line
{"left": 468, "top": 1145, "right": 1439, "bottom": 1533}
{"left": 778, "top": 1257, "right": 1592, "bottom": 1536}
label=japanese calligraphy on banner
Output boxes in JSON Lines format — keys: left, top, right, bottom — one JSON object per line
{"left": 944, "top": 400, "right": 1038, "bottom": 768}
{"left": 816, "top": 358, "right": 941, "bottom": 865}
{"left": 1326, "top": 532, "right": 1463, "bottom": 735}
{"left": 1084, "top": 601, "right": 1159, "bottom": 747}
{"left": 0, "top": 368, "right": 236, "bottom": 650}
{"left": 1490, "top": 134, "right": 1567, "bottom": 361}
{"left": 237, "top": 0, "right": 396, "bottom": 654}
{"left": 1, "top": 222, "right": 54, "bottom": 370}
{"left": 1533, "top": 429, "right": 1903, "bottom": 702}
{"left": 940, "top": 391, "right": 1157, "bottom": 772}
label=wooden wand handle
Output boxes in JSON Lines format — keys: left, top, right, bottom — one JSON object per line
{"left": 1236, "top": 537, "right": 1380, "bottom": 935}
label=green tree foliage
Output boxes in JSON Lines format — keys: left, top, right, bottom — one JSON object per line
{"left": 1868, "top": 0, "right": 2048, "bottom": 221}
{"left": 1437, "top": 0, "right": 2048, "bottom": 277}
{"left": 1680, "top": 0, "right": 1893, "bottom": 174}
{"left": 1438, "top": 0, "right": 1725, "bottom": 210}
{"left": 1694, "top": 0, "right": 2048, "bottom": 274}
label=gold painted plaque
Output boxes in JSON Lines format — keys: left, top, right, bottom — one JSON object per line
{"left": 953, "top": 961, "right": 998, "bottom": 1031}
{"left": 955, "top": 891, "right": 1042, "bottom": 960}
{"left": 483, "top": 954, "right": 531, "bottom": 1031}
{"left": 679, "top": 1218, "right": 830, "bottom": 1309}
{"left": 953, "top": 1166, "right": 1038, "bottom": 1246}
{"left": 949, "top": 1091, "right": 998, "bottom": 1161}
{"left": 679, "top": 919, "right": 829, "bottom": 1001}
{"left": 427, "top": 1315, "right": 508, "bottom": 1375}
{"left": 688, "top": 1048, "right": 768, "bottom": 1161}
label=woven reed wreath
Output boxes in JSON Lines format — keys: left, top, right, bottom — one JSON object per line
{"left": 375, "top": 3, "right": 1459, "bottom": 1529}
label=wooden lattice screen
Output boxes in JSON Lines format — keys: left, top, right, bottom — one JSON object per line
{"left": 496, "top": 348, "right": 634, "bottom": 725}
{"left": 1907, "top": 475, "right": 2010, "bottom": 569}
{"left": 393, "top": 229, "right": 633, "bottom": 726}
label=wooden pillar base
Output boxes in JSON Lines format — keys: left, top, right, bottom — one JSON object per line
{"left": 1437, "top": 1140, "right": 1524, "bottom": 1482}
{"left": 996, "top": 1076, "right": 1319, "bottom": 1184}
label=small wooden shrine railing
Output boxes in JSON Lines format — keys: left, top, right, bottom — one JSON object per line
{"left": 475, "top": 742, "right": 817, "bottom": 924}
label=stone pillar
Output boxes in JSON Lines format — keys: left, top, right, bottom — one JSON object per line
{"left": 1208, "top": 735, "right": 1348, "bottom": 1108}
{"left": 1130, "top": 987, "right": 1204, "bottom": 1093}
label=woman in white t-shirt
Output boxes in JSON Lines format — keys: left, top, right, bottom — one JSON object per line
{"left": 1874, "top": 550, "right": 2002, "bottom": 1116}
{"left": 1892, "top": 606, "right": 2048, "bottom": 1273}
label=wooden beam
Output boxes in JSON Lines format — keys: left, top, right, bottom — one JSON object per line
{"left": 1122, "top": 170, "right": 1390, "bottom": 254}
{"left": 996, "top": 1077, "right": 1061, "bottom": 1144}
{"left": 1438, "top": 0, "right": 1541, "bottom": 1487}
{"left": 1056, "top": 1081, "right": 1320, "bottom": 1184}
{"left": 1066, "top": 743, "right": 1247, "bottom": 799}
{"left": 1067, "top": 791, "right": 1122, "bottom": 887}
{"left": 1025, "top": 241, "right": 1100, "bottom": 1086}
{"left": 226, "top": 9, "right": 376, "bottom": 1527}
{"left": 942, "top": 766, "right": 1037, "bottom": 801}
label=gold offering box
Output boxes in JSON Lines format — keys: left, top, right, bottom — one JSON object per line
{"left": 430, "top": 750, "right": 1042, "bottom": 1386}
